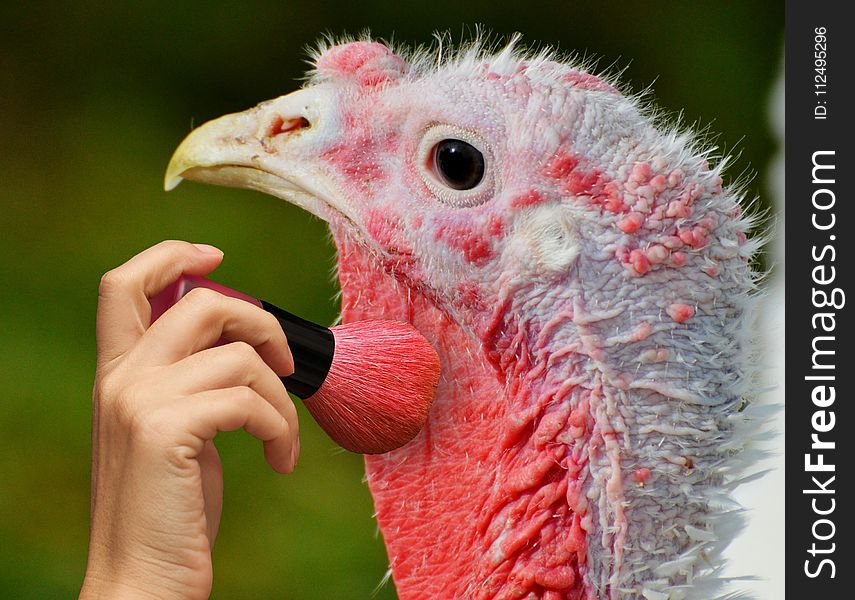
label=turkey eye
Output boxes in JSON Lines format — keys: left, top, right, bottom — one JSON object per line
{"left": 417, "top": 126, "right": 495, "bottom": 207}
{"left": 433, "top": 139, "right": 485, "bottom": 190}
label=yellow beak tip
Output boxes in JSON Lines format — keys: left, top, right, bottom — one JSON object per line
{"left": 164, "top": 173, "right": 184, "bottom": 192}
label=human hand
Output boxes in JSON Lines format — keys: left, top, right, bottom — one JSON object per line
{"left": 79, "top": 241, "right": 298, "bottom": 600}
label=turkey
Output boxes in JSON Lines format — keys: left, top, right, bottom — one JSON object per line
{"left": 165, "top": 36, "right": 762, "bottom": 600}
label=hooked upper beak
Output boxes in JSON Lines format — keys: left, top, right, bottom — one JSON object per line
{"left": 164, "top": 85, "right": 352, "bottom": 224}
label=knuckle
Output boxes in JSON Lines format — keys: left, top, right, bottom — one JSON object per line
{"left": 97, "top": 269, "right": 127, "bottom": 298}
{"left": 92, "top": 364, "right": 183, "bottom": 447}
{"left": 94, "top": 368, "right": 126, "bottom": 404}
{"left": 263, "top": 311, "right": 283, "bottom": 334}
{"left": 182, "top": 286, "right": 222, "bottom": 313}
{"left": 228, "top": 341, "right": 260, "bottom": 367}
{"left": 101, "top": 380, "right": 144, "bottom": 429}
{"left": 110, "top": 385, "right": 178, "bottom": 444}
{"left": 233, "top": 385, "right": 259, "bottom": 406}
{"left": 115, "top": 382, "right": 145, "bottom": 417}
{"left": 183, "top": 286, "right": 219, "bottom": 304}
{"left": 95, "top": 366, "right": 152, "bottom": 424}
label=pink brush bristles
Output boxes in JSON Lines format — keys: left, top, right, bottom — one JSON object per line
{"left": 310, "top": 320, "right": 440, "bottom": 454}
{"left": 150, "top": 275, "right": 439, "bottom": 454}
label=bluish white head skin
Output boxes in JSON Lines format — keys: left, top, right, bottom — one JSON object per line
{"left": 167, "top": 35, "right": 763, "bottom": 600}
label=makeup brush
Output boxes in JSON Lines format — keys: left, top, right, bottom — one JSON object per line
{"left": 149, "top": 275, "right": 439, "bottom": 454}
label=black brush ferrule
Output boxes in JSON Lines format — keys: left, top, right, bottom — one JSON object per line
{"left": 261, "top": 300, "right": 335, "bottom": 399}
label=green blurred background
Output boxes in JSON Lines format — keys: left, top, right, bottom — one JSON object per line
{"left": 1, "top": 2, "right": 782, "bottom": 598}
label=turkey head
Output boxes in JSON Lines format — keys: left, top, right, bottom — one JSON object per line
{"left": 166, "top": 37, "right": 759, "bottom": 600}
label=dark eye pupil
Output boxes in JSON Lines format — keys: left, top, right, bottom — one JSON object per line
{"left": 434, "top": 139, "right": 485, "bottom": 190}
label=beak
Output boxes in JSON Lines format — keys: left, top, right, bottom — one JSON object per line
{"left": 164, "top": 86, "right": 347, "bottom": 223}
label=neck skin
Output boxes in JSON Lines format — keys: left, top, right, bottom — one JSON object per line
{"left": 335, "top": 229, "right": 744, "bottom": 600}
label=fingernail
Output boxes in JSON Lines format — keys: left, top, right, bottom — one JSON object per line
{"left": 193, "top": 243, "right": 224, "bottom": 256}
{"left": 292, "top": 437, "right": 300, "bottom": 470}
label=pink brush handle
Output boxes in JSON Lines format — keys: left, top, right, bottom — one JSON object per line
{"left": 149, "top": 274, "right": 336, "bottom": 399}
{"left": 149, "top": 275, "right": 263, "bottom": 323}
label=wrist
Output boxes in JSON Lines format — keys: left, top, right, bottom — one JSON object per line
{"left": 82, "top": 523, "right": 213, "bottom": 600}
{"left": 79, "top": 574, "right": 168, "bottom": 600}
{"left": 80, "top": 545, "right": 211, "bottom": 600}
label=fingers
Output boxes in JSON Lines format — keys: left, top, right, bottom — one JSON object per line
{"left": 94, "top": 241, "right": 299, "bottom": 480}
{"left": 136, "top": 289, "right": 294, "bottom": 376}
{"left": 96, "top": 241, "right": 224, "bottom": 365}
{"left": 180, "top": 387, "right": 296, "bottom": 474}
{"left": 160, "top": 342, "right": 299, "bottom": 445}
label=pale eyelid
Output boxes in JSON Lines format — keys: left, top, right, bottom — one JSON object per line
{"left": 416, "top": 123, "right": 496, "bottom": 208}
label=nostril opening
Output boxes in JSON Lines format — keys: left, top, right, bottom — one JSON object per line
{"left": 268, "top": 115, "right": 311, "bottom": 137}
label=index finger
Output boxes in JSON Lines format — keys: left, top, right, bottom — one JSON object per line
{"left": 96, "top": 240, "right": 224, "bottom": 366}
